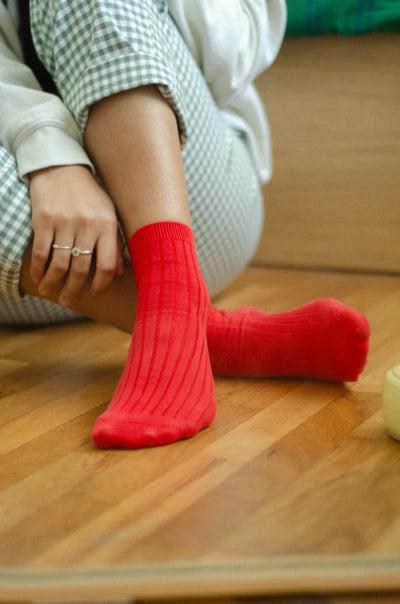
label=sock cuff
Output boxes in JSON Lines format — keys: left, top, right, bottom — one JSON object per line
{"left": 128, "top": 221, "right": 194, "bottom": 256}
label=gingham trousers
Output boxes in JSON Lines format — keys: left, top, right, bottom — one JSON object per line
{"left": 0, "top": 0, "right": 264, "bottom": 326}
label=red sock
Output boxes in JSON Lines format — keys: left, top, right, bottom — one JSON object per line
{"left": 207, "top": 299, "right": 370, "bottom": 381}
{"left": 92, "top": 222, "right": 215, "bottom": 448}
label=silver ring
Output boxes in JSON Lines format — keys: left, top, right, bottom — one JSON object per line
{"left": 52, "top": 244, "right": 93, "bottom": 256}
{"left": 52, "top": 244, "right": 72, "bottom": 251}
{"left": 71, "top": 246, "right": 93, "bottom": 257}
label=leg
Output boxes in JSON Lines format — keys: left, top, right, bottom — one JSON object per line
{"left": 30, "top": 0, "right": 218, "bottom": 448}
{"left": 84, "top": 84, "right": 216, "bottom": 447}
{"left": 85, "top": 86, "right": 191, "bottom": 235}
{"left": 74, "top": 44, "right": 370, "bottom": 383}
{"left": 3, "top": 5, "right": 369, "bottom": 388}
{"left": 24, "top": 0, "right": 369, "bottom": 389}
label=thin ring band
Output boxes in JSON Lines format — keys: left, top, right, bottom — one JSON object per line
{"left": 52, "top": 244, "right": 72, "bottom": 251}
{"left": 52, "top": 244, "right": 93, "bottom": 257}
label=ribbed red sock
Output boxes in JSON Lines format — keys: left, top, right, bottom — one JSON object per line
{"left": 92, "top": 222, "right": 215, "bottom": 448}
{"left": 207, "top": 299, "right": 370, "bottom": 381}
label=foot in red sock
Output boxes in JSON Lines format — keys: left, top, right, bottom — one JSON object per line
{"left": 92, "top": 222, "right": 215, "bottom": 448}
{"left": 207, "top": 298, "right": 370, "bottom": 381}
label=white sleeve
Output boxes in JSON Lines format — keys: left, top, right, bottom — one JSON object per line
{"left": 168, "top": 0, "right": 287, "bottom": 106}
{"left": 0, "top": 6, "right": 94, "bottom": 182}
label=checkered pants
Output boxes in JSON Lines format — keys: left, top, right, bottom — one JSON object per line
{"left": 0, "top": 0, "right": 264, "bottom": 326}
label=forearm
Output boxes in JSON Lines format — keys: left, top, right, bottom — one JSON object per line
{"left": 84, "top": 85, "right": 191, "bottom": 239}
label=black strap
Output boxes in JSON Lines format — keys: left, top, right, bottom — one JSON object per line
{"left": 16, "top": 0, "right": 58, "bottom": 94}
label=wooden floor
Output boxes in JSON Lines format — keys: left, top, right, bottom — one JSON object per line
{"left": 1, "top": 267, "right": 400, "bottom": 603}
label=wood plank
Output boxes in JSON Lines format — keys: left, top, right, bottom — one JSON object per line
{"left": 1, "top": 556, "right": 400, "bottom": 602}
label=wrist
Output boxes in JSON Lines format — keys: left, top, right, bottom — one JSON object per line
{"left": 28, "top": 164, "right": 91, "bottom": 182}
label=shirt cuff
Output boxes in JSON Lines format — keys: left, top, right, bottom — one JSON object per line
{"left": 15, "top": 124, "right": 95, "bottom": 182}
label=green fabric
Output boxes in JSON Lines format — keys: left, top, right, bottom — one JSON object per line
{"left": 285, "top": 0, "right": 400, "bottom": 37}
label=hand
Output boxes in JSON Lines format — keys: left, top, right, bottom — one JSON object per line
{"left": 29, "top": 164, "right": 124, "bottom": 307}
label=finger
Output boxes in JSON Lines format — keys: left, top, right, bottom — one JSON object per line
{"left": 38, "top": 230, "right": 74, "bottom": 296}
{"left": 58, "top": 241, "right": 95, "bottom": 306}
{"left": 30, "top": 228, "right": 54, "bottom": 285}
{"left": 91, "top": 232, "right": 118, "bottom": 295}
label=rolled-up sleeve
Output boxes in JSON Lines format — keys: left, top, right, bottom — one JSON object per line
{"left": 0, "top": 7, "right": 94, "bottom": 182}
{"left": 29, "top": 0, "right": 188, "bottom": 145}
